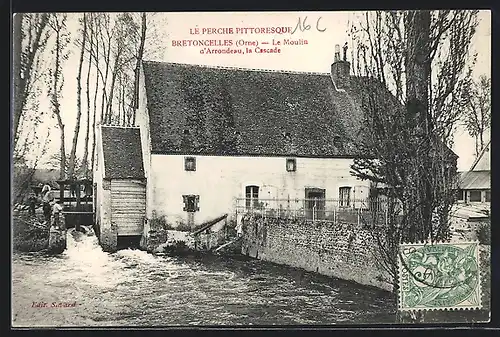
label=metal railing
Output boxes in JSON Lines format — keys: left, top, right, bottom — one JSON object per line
{"left": 235, "top": 197, "right": 396, "bottom": 226}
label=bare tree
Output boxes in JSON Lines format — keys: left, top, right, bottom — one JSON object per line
{"left": 463, "top": 75, "right": 491, "bottom": 157}
{"left": 12, "top": 14, "right": 55, "bottom": 204}
{"left": 47, "top": 13, "right": 71, "bottom": 180}
{"left": 97, "top": 14, "right": 114, "bottom": 124}
{"left": 132, "top": 12, "right": 147, "bottom": 125}
{"left": 349, "top": 9, "right": 478, "bottom": 290}
{"left": 81, "top": 14, "right": 94, "bottom": 178}
{"left": 12, "top": 13, "right": 50, "bottom": 146}
{"left": 68, "top": 13, "right": 88, "bottom": 178}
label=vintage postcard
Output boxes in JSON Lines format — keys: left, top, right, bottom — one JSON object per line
{"left": 11, "top": 10, "right": 491, "bottom": 327}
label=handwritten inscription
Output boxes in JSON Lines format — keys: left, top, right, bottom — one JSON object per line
{"left": 291, "top": 16, "right": 326, "bottom": 34}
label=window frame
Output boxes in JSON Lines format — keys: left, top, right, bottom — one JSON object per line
{"left": 286, "top": 158, "right": 297, "bottom": 172}
{"left": 184, "top": 156, "right": 196, "bottom": 171}
{"left": 182, "top": 195, "right": 200, "bottom": 212}
{"left": 469, "top": 190, "right": 482, "bottom": 202}
{"left": 485, "top": 190, "right": 491, "bottom": 202}
{"left": 339, "top": 186, "right": 351, "bottom": 207}
{"left": 245, "top": 185, "right": 259, "bottom": 209}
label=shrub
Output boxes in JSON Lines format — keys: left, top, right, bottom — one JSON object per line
{"left": 149, "top": 213, "right": 191, "bottom": 231}
{"left": 12, "top": 213, "right": 49, "bottom": 252}
{"left": 476, "top": 222, "right": 491, "bottom": 245}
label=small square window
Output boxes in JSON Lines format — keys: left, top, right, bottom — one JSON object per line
{"left": 456, "top": 189, "right": 465, "bottom": 201}
{"left": 185, "top": 157, "right": 196, "bottom": 171}
{"left": 286, "top": 158, "right": 296, "bottom": 172}
{"left": 485, "top": 190, "right": 491, "bottom": 202}
{"left": 183, "top": 195, "right": 199, "bottom": 212}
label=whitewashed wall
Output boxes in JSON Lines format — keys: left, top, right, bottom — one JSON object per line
{"left": 135, "top": 64, "right": 154, "bottom": 219}
{"left": 149, "top": 154, "right": 370, "bottom": 227}
{"left": 93, "top": 126, "right": 105, "bottom": 226}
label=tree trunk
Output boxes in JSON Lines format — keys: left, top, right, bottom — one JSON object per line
{"left": 82, "top": 15, "right": 93, "bottom": 178}
{"left": 13, "top": 14, "right": 49, "bottom": 145}
{"left": 52, "top": 24, "right": 66, "bottom": 180}
{"left": 57, "top": 115, "right": 66, "bottom": 180}
{"left": 122, "top": 82, "right": 127, "bottom": 126}
{"left": 116, "top": 77, "right": 122, "bottom": 126}
{"left": 105, "top": 52, "right": 122, "bottom": 124}
{"left": 132, "top": 12, "right": 147, "bottom": 126}
{"left": 68, "top": 13, "right": 87, "bottom": 178}
{"left": 404, "top": 11, "right": 432, "bottom": 242}
{"left": 91, "top": 22, "right": 100, "bottom": 174}
{"left": 100, "top": 30, "right": 112, "bottom": 125}
{"left": 12, "top": 13, "right": 23, "bottom": 145}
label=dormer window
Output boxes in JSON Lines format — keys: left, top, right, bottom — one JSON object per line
{"left": 333, "top": 135, "right": 342, "bottom": 147}
{"left": 286, "top": 158, "right": 296, "bottom": 172}
{"left": 184, "top": 156, "right": 196, "bottom": 171}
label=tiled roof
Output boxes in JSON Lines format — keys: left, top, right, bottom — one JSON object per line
{"left": 142, "top": 61, "right": 368, "bottom": 157}
{"left": 459, "top": 170, "right": 490, "bottom": 190}
{"left": 101, "top": 126, "right": 145, "bottom": 179}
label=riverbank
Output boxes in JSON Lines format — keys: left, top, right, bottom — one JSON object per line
{"left": 12, "top": 213, "right": 49, "bottom": 252}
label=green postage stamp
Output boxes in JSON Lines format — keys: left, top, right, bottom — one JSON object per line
{"left": 398, "top": 241, "right": 482, "bottom": 311}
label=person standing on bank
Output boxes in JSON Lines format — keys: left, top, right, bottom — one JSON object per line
{"left": 51, "top": 200, "right": 64, "bottom": 229}
{"left": 42, "top": 184, "right": 52, "bottom": 223}
{"left": 28, "top": 192, "right": 37, "bottom": 217}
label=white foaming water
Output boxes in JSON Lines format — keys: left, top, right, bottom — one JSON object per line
{"left": 12, "top": 226, "right": 397, "bottom": 326}
{"left": 64, "top": 228, "right": 112, "bottom": 267}
{"left": 115, "top": 248, "right": 161, "bottom": 264}
{"left": 55, "top": 228, "right": 125, "bottom": 288}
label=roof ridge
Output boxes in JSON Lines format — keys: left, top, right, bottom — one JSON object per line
{"left": 469, "top": 139, "right": 491, "bottom": 171}
{"left": 142, "top": 60, "right": 330, "bottom": 76}
{"left": 100, "top": 125, "right": 140, "bottom": 129}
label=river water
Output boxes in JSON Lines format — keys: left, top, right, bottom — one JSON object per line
{"left": 12, "top": 229, "right": 395, "bottom": 327}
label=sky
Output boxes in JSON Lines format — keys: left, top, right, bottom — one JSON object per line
{"left": 29, "top": 11, "right": 491, "bottom": 171}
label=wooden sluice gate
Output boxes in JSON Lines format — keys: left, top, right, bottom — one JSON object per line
{"left": 47, "top": 179, "right": 95, "bottom": 253}
{"left": 56, "top": 179, "right": 95, "bottom": 232}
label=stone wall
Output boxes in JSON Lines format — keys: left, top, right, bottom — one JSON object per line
{"left": 99, "top": 180, "right": 117, "bottom": 252}
{"left": 241, "top": 214, "right": 393, "bottom": 292}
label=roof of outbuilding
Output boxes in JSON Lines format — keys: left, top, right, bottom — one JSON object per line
{"left": 470, "top": 140, "right": 491, "bottom": 171}
{"left": 142, "top": 61, "right": 367, "bottom": 157}
{"left": 101, "top": 126, "right": 145, "bottom": 179}
{"left": 459, "top": 170, "right": 490, "bottom": 190}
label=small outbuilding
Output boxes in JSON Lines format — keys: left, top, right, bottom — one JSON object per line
{"left": 94, "top": 125, "right": 146, "bottom": 251}
{"left": 457, "top": 141, "right": 491, "bottom": 205}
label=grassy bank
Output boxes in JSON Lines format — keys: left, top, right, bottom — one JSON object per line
{"left": 12, "top": 212, "right": 49, "bottom": 252}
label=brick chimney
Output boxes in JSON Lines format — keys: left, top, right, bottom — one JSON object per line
{"left": 331, "top": 43, "right": 351, "bottom": 90}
